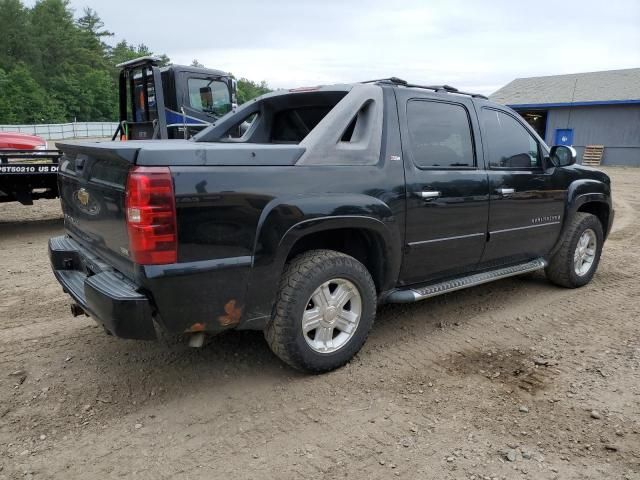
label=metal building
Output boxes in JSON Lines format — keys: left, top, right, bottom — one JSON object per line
{"left": 491, "top": 68, "right": 640, "bottom": 166}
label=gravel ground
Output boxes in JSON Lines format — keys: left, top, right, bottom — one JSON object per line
{"left": 0, "top": 167, "right": 638, "bottom": 480}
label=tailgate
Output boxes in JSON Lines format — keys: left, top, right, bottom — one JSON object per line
{"left": 57, "top": 142, "right": 140, "bottom": 278}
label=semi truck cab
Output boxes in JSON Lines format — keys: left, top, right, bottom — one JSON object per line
{"left": 114, "top": 56, "right": 237, "bottom": 141}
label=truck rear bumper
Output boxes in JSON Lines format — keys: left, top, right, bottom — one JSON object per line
{"left": 49, "top": 235, "right": 156, "bottom": 340}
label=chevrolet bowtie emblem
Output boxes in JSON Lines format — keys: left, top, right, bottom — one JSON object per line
{"left": 76, "top": 188, "right": 90, "bottom": 206}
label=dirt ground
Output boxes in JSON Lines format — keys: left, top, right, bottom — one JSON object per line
{"left": 1, "top": 167, "right": 638, "bottom": 480}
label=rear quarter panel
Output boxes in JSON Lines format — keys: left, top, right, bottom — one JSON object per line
{"left": 164, "top": 159, "right": 406, "bottom": 330}
{"left": 141, "top": 84, "right": 406, "bottom": 333}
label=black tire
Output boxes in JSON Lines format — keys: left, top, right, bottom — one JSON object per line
{"left": 545, "top": 212, "right": 603, "bottom": 288}
{"left": 265, "top": 249, "right": 377, "bottom": 373}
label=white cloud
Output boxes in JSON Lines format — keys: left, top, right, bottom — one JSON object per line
{"left": 62, "top": 0, "right": 640, "bottom": 94}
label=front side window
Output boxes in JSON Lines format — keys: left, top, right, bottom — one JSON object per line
{"left": 187, "top": 78, "right": 231, "bottom": 116}
{"left": 406, "top": 100, "right": 475, "bottom": 168}
{"left": 481, "top": 109, "right": 541, "bottom": 169}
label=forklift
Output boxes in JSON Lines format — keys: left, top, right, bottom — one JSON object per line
{"left": 112, "top": 56, "right": 237, "bottom": 141}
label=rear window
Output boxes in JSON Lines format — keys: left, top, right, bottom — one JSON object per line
{"left": 271, "top": 106, "right": 333, "bottom": 143}
{"left": 201, "top": 91, "right": 348, "bottom": 144}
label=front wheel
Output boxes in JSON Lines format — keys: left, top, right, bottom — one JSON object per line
{"left": 265, "top": 249, "right": 377, "bottom": 373}
{"left": 545, "top": 212, "right": 604, "bottom": 288}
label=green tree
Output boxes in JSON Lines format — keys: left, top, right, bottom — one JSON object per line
{"left": 76, "top": 7, "right": 113, "bottom": 42}
{"left": 0, "top": 65, "right": 65, "bottom": 123}
{"left": 73, "top": 7, "right": 118, "bottom": 120}
{"left": 0, "top": 0, "right": 268, "bottom": 123}
{"left": 0, "top": 69, "right": 12, "bottom": 122}
{"left": 28, "top": 0, "right": 78, "bottom": 86}
{"left": 236, "top": 78, "right": 271, "bottom": 104}
{"left": 0, "top": 0, "right": 33, "bottom": 71}
{"left": 109, "top": 40, "right": 170, "bottom": 67}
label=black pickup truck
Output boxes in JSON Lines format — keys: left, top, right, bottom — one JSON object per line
{"left": 49, "top": 78, "right": 613, "bottom": 373}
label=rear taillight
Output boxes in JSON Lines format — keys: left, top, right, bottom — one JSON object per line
{"left": 125, "top": 166, "right": 177, "bottom": 265}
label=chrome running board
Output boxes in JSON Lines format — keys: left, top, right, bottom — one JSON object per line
{"left": 386, "top": 258, "right": 547, "bottom": 303}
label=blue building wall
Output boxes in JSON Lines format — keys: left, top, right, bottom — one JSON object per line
{"left": 544, "top": 104, "right": 640, "bottom": 166}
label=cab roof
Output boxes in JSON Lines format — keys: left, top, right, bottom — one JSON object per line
{"left": 365, "top": 77, "right": 488, "bottom": 99}
{"left": 116, "top": 55, "right": 230, "bottom": 78}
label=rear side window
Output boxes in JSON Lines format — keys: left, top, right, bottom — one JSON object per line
{"left": 407, "top": 100, "right": 475, "bottom": 168}
{"left": 481, "top": 108, "right": 541, "bottom": 169}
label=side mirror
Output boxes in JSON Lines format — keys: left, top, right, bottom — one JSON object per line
{"left": 550, "top": 145, "right": 577, "bottom": 167}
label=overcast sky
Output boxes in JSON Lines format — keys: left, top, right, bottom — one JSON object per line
{"left": 59, "top": 0, "right": 640, "bottom": 94}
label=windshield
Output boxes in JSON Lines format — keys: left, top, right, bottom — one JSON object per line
{"left": 187, "top": 78, "right": 231, "bottom": 117}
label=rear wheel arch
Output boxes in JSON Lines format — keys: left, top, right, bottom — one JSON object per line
{"left": 243, "top": 211, "right": 402, "bottom": 325}
{"left": 280, "top": 218, "right": 401, "bottom": 294}
{"left": 284, "top": 226, "right": 388, "bottom": 293}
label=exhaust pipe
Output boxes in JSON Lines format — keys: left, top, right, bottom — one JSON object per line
{"left": 188, "top": 332, "right": 205, "bottom": 348}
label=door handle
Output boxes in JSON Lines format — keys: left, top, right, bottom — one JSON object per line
{"left": 418, "top": 190, "right": 441, "bottom": 200}
{"left": 496, "top": 188, "right": 515, "bottom": 196}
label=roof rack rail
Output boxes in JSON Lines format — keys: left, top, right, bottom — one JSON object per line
{"left": 410, "top": 82, "right": 489, "bottom": 100}
{"left": 361, "top": 77, "right": 408, "bottom": 85}
{"left": 361, "top": 77, "right": 488, "bottom": 100}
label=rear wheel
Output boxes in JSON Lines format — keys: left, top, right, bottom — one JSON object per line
{"left": 545, "top": 213, "right": 603, "bottom": 288}
{"left": 265, "top": 249, "right": 376, "bottom": 373}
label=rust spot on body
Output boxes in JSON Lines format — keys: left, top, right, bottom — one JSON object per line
{"left": 186, "top": 322, "right": 206, "bottom": 333}
{"left": 218, "top": 300, "right": 242, "bottom": 326}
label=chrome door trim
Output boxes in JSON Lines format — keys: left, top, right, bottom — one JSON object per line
{"left": 490, "top": 221, "right": 560, "bottom": 235}
{"left": 408, "top": 232, "right": 485, "bottom": 247}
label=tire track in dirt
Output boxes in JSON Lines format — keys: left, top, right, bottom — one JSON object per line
{"left": 2, "top": 169, "right": 640, "bottom": 479}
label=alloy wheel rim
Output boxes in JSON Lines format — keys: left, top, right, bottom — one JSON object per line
{"left": 574, "top": 229, "right": 597, "bottom": 276}
{"left": 302, "top": 278, "right": 362, "bottom": 354}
